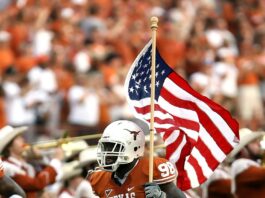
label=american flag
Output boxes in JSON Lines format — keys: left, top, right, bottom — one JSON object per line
{"left": 124, "top": 40, "right": 239, "bottom": 190}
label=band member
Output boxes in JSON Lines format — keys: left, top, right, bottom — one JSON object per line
{"left": 0, "top": 126, "right": 63, "bottom": 198}
{"left": 229, "top": 128, "right": 265, "bottom": 198}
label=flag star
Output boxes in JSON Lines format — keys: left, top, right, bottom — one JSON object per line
{"left": 136, "top": 79, "right": 142, "bottom": 84}
{"left": 147, "top": 56, "right": 151, "bottom": 61}
{"left": 132, "top": 74, "right": 137, "bottom": 80}
{"left": 143, "top": 77, "right": 147, "bottom": 82}
{"left": 156, "top": 64, "right": 160, "bottom": 68}
{"left": 161, "top": 70, "right": 165, "bottom": 75}
{"left": 144, "top": 86, "right": 148, "bottom": 93}
{"left": 136, "top": 64, "right": 141, "bottom": 72}
{"left": 155, "top": 72, "right": 159, "bottom": 77}
{"left": 146, "top": 69, "right": 150, "bottom": 74}
{"left": 149, "top": 74, "right": 151, "bottom": 79}
{"left": 129, "top": 87, "right": 134, "bottom": 92}
{"left": 143, "top": 64, "right": 148, "bottom": 68}
{"left": 135, "top": 85, "right": 140, "bottom": 89}
{"left": 156, "top": 81, "right": 160, "bottom": 87}
{"left": 140, "top": 71, "right": 144, "bottom": 76}
{"left": 136, "top": 73, "right": 139, "bottom": 77}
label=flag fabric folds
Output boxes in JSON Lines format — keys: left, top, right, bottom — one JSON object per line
{"left": 124, "top": 40, "right": 239, "bottom": 190}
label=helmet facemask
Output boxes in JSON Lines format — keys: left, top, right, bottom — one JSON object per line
{"left": 97, "top": 140, "right": 127, "bottom": 172}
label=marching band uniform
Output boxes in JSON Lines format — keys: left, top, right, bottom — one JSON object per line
{"left": 4, "top": 156, "right": 60, "bottom": 198}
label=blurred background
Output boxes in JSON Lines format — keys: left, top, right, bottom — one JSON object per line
{"left": 0, "top": 0, "right": 264, "bottom": 143}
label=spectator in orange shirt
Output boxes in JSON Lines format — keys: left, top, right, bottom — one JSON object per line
{"left": 7, "top": 11, "right": 29, "bottom": 56}
{"left": 15, "top": 44, "right": 37, "bottom": 74}
{"left": 99, "top": 52, "right": 122, "bottom": 86}
{"left": 157, "top": 19, "right": 186, "bottom": 71}
{"left": 0, "top": 31, "right": 15, "bottom": 75}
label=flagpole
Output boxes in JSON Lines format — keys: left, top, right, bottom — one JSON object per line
{"left": 149, "top": 16, "right": 158, "bottom": 182}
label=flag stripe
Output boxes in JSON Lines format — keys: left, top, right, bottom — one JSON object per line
{"left": 160, "top": 85, "right": 234, "bottom": 153}
{"left": 168, "top": 73, "right": 238, "bottom": 137}
{"left": 188, "top": 155, "right": 207, "bottom": 185}
{"left": 192, "top": 148, "right": 213, "bottom": 178}
{"left": 165, "top": 131, "right": 185, "bottom": 158}
{"left": 196, "top": 138, "right": 219, "bottom": 169}
{"left": 134, "top": 104, "right": 200, "bottom": 131}
{"left": 164, "top": 75, "right": 238, "bottom": 146}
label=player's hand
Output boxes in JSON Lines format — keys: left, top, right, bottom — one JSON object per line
{"left": 144, "top": 182, "right": 166, "bottom": 198}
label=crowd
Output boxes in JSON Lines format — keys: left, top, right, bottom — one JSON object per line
{"left": 0, "top": 0, "right": 264, "bottom": 139}
{"left": 0, "top": 0, "right": 265, "bottom": 197}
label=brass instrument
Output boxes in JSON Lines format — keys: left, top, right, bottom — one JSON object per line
{"left": 23, "top": 133, "right": 102, "bottom": 159}
{"left": 25, "top": 133, "right": 102, "bottom": 150}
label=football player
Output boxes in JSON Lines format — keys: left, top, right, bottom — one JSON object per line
{"left": 88, "top": 120, "right": 185, "bottom": 198}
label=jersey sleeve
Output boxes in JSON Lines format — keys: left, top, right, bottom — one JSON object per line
{"left": 87, "top": 170, "right": 102, "bottom": 189}
{"left": 153, "top": 157, "right": 176, "bottom": 185}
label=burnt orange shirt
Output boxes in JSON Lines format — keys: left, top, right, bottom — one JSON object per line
{"left": 89, "top": 157, "right": 176, "bottom": 198}
{"left": 0, "top": 48, "right": 15, "bottom": 74}
{"left": 15, "top": 56, "right": 37, "bottom": 73}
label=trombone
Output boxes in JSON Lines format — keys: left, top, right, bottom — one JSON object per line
{"left": 25, "top": 133, "right": 102, "bottom": 150}
{"left": 23, "top": 133, "right": 102, "bottom": 159}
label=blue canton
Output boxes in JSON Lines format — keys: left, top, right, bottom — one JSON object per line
{"left": 128, "top": 44, "right": 173, "bottom": 100}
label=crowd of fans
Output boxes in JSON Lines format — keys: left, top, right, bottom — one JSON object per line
{"left": 0, "top": 0, "right": 265, "bottom": 142}
{"left": 0, "top": 0, "right": 264, "bottom": 140}
{"left": 0, "top": 0, "right": 265, "bottom": 198}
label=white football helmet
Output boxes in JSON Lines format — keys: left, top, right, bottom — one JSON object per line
{"left": 97, "top": 120, "right": 145, "bottom": 172}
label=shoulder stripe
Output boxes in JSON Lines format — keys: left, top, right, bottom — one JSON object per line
{"left": 153, "top": 174, "right": 176, "bottom": 182}
{"left": 155, "top": 177, "right": 176, "bottom": 185}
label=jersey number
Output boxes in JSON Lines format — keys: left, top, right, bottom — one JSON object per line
{"left": 158, "top": 162, "right": 175, "bottom": 177}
